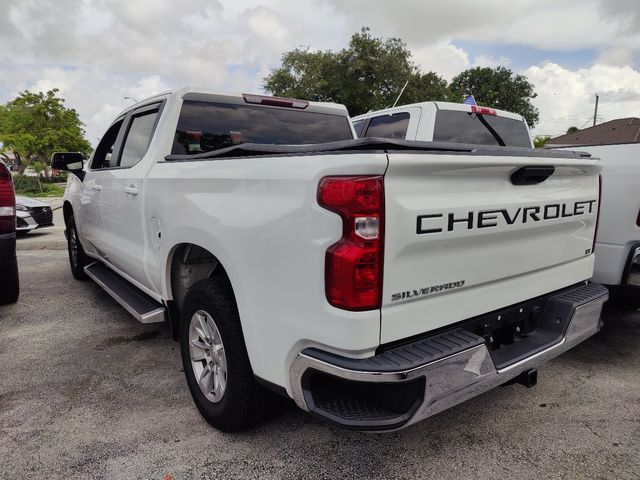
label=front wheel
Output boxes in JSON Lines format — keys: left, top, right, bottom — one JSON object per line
{"left": 180, "top": 277, "right": 275, "bottom": 432}
{"left": 67, "top": 214, "right": 89, "bottom": 280}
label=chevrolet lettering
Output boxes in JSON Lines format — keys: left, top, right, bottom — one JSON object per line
{"left": 417, "top": 199, "right": 597, "bottom": 235}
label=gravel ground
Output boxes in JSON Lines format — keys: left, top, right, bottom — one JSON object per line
{"left": 1, "top": 249, "right": 639, "bottom": 480}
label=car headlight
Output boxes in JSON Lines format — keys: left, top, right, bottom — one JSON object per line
{"left": 15, "top": 204, "right": 28, "bottom": 211}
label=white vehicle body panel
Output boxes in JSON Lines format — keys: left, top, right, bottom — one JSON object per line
{"left": 554, "top": 143, "right": 640, "bottom": 285}
{"left": 381, "top": 153, "right": 599, "bottom": 342}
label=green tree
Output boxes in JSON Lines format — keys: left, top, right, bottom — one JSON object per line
{"left": 449, "top": 67, "right": 540, "bottom": 127}
{"left": 566, "top": 126, "right": 579, "bottom": 134}
{"left": 0, "top": 89, "right": 92, "bottom": 174}
{"left": 533, "top": 135, "right": 551, "bottom": 148}
{"left": 264, "top": 27, "right": 451, "bottom": 116}
{"left": 30, "top": 161, "right": 46, "bottom": 192}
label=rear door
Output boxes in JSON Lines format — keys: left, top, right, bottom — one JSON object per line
{"left": 381, "top": 150, "right": 601, "bottom": 343}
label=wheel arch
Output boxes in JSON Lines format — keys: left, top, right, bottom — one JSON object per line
{"left": 166, "top": 242, "right": 233, "bottom": 340}
{"left": 62, "top": 201, "right": 73, "bottom": 226}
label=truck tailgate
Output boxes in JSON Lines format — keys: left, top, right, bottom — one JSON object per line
{"left": 382, "top": 152, "right": 600, "bottom": 344}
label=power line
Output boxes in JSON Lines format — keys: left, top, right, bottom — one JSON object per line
{"left": 539, "top": 92, "right": 640, "bottom": 124}
{"left": 596, "top": 92, "right": 640, "bottom": 111}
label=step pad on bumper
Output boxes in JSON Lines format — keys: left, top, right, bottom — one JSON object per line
{"left": 305, "top": 328, "right": 483, "bottom": 373}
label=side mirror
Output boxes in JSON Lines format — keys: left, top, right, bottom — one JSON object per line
{"left": 51, "top": 152, "right": 85, "bottom": 180}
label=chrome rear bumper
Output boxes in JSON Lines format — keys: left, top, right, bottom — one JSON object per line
{"left": 289, "top": 283, "right": 608, "bottom": 431}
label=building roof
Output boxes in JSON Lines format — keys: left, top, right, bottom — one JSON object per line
{"left": 546, "top": 117, "right": 640, "bottom": 146}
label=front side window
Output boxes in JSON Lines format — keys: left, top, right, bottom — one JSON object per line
{"left": 91, "top": 120, "right": 123, "bottom": 169}
{"left": 119, "top": 110, "right": 160, "bottom": 168}
{"left": 363, "top": 113, "right": 410, "bottom": 139}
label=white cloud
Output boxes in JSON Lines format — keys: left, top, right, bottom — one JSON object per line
{"left": 473, "top": 55, "right": 511, "bottom": 69}
{"left": 323, "top": 0, "right": 640, "bottom": 51}
{"left": 411, "top": 43, "right": 470, "bottom": 81}
{"left": 596, "top": 46, "right": 636, "bottom": 68}
{"left": 20, "top": 67, "right": 171, "bottom": 142}
{"left": 526, "top": 63, "right": 640, "bottom": 136}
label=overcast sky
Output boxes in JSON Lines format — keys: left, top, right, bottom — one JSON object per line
{"left": 1, "top": 0, "right": 639, "bottom": 143}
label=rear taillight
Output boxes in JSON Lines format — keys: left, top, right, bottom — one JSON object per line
{"left": 0, "top": 163, "right": 16, "bottom": 233}
{"left": 318, "top": 176, "right": 384, "bottom": 311}
{"left": 593, "top": 174, "right": 602, "bottom": 254}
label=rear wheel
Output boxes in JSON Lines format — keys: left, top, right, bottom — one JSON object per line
{"left": 0, "top": 255, "right": 19, "bottom": 304}
{"left": 607, "top": 287, "right": 640, "bottom": 311}
{"left": 67, "top": 214, "right": 89, "bottom": 280}
{"left": 180, "top": 276, "right": 275, "bottom": 432}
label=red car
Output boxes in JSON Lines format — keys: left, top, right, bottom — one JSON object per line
{"left": 0, "top": 160, "right": 19, "bottom": 304}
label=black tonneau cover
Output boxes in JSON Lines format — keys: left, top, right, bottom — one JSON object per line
{"left": 164, "top": 137, "right": 594, "bottom": 162}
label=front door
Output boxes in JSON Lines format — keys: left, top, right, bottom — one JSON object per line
{"left": 78, "top": 118, "right": 125, "bottom": 258}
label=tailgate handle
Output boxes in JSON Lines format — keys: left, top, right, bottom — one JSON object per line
{"left": 511, "top": 166, "right": 555, "bottom": 186}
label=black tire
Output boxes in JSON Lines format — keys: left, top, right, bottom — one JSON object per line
{"left": 607, "top": 288, "right": 640, "bottom": 311}
{"left": 180, "top": 276, "right": 275, "bottom": 432}
{"left": 67, "top": 214, "right": 89, "bottom": 280}
{"left": 0, "top": 255, "right": 19, "bottom": 305}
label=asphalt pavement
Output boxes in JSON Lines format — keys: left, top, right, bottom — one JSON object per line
{"left": 1, "top": 246, "right": 639, "bottom": 479}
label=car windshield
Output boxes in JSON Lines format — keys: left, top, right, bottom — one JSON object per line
{"left": 172, "top": 101, "right": 354, "bottom": 155}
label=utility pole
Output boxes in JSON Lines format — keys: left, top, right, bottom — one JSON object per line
{"left": 593, "top": 93, "right": 599, "bottom": 127}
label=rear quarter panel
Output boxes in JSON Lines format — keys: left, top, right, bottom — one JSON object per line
{"left": 565, "top": 144, "right": 640, "bottom": 284}
{"left": 145, "top": 153, "right": 388, "bottom": 389}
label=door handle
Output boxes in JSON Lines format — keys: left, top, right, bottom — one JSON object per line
{"left": 124, "top": 185, "right": 139, "bottom": 196}
{"left": 91, "top": 184, "right": 102, "bottom": 191}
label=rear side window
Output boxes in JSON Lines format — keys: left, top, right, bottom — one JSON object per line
{"left": 352, "top": 119, "right": 366, "bottom": 137}
{"left": 433, "top": 110, "right": 531, "bottom": 147}
{"left": 119, "top": 109, "right": 160, "bottom": 168}
{"left": 363, "top": 113, "right": 410, "bottom": 139}
{"left": 172, "top": 101, "right": 353, "bottom": 155}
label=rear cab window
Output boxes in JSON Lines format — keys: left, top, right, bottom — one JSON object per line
{"left": 172, "top": 101, "right": 354, "bottom": 155}
{"left": 352, "top": 119, "right": 366, "bottom": 138}
{"left": 361, "top": 113, "right": 410, "bottom": 139}
{"left": 433, "top": 110, "right": 531, "bottom": 147}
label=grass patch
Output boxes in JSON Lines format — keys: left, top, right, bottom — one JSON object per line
{"left": 15, "top": 182, "right": 65, "bottom": 197}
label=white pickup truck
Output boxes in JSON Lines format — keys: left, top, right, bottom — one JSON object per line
{"left": 53, "top": 88, "right": 608, "bottom": 432}
{"left": 554, "top": 142, "right": 640, "bottom": 308}
{"left": 352, "top": 101, "right": 533, "bottom": 147}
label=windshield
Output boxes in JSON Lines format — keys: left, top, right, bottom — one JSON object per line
{"left": 172, "top": 101, "right": 354, "bottom": 155}
{"left": 433, "top": 110, "right": 531, "bottom": 147}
